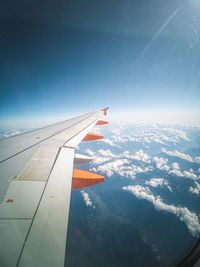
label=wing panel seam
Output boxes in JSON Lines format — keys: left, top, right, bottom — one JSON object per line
{"left": 15, "top": 146, "right": 63, "bottom": 266}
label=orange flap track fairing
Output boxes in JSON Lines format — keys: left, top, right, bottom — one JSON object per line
{"left": 82, "top": 132, "right": 103, "bottom": 141}
{"left": 72, "top": 107, "right": 109, "bottom": 190}
{"left": 96, "top": 120, "right": 109, "bottom": 126}
{"left": 72, "top": 169, "right": 104, "bottom": 189}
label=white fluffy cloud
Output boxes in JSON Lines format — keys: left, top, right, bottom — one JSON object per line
{"left": 91, "top": 159, "right": 130, "bottom": 178}
{"left": 153, "top": 157, "right": 170, "bottom": 171}
{"left": 92, "top": 156, "right": 111, "bottom": 165}
{"left": 98, "top": 149, "right": 118, "bottom": 158}
{"left": 86, "top": 147, "right": 199, "bottom": 182}
{"left": 161, "top": 148, "right": 200, "bottom": 164}
{"left": 122, "top": 150, "right": 151, "bottom": 163}
{"left": 80, "top": 190, "right": 95, "bottom": 208}
{"left": 152, "top": 157, "right": 199, "bottom": 181}
{"left": 161, "top": 148, "right": 193, "bottom": 162}
{"left": 195, "top": 157, "right": 200, "bottom": 164}
{"left": 123, "top": 185, "right": 200, "bottom": 237}
{"left": 0, "top": 129, "right": 26, "bottom": 139}
{"left": 90, "top": 149, "right": 151, "bottom": 164}
{"left": 86, "top": 149, "right": 118, "bottom": 165}
{"left": 84, "top": 125, "right": 199, "bottom": 185}
{"left": 86, "top": 148, "right": 153, "bottom": 178}
{"left": 189, "top": 182, "right": 200, "bottom": 195}
{"left": 169, "top": 163, "right": 199, "bottom": 180}
{"left": 145, "top": 178, "right": 172, "bottom": 192}
{"left": 91, "top": 159, "right": 153, "bottom": 179}
{"left": 162, "top": 127, "right": 190, "bottom": 142}
{"left": 100, "top": 138, "right": 120, "bottom": 148}
{"left": 105, "top": 124, "right": 191, "bottom": 147}
{"left": 85, "top": 149, "right": 96, "bottom": 156}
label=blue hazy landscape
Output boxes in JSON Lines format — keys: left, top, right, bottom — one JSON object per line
{"left": 65, "top": 122, "right": 200, "bottom": 267}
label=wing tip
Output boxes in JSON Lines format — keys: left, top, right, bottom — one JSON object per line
{"left": 101, "top": 107, "right": 109, "bottom": 115}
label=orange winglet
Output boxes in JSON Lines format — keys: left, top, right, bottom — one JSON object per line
{"left": 82, "top": 132, "right": 103, "bottom": 141}
{"left": 72, "top": 169, "right": 104, "bottom": 189}
{"left": 101, "top": 107, "right": 109, "bottom": 115}
{"left": 96, "top": 120, "right": 109, "bottom": 126}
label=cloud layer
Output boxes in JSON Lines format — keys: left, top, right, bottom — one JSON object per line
{"left": 145, "top": 178, "right": 172, "bottom": 192}
{"left": 89, "top": 149, "right": 153, "bottom": 178}
{"left": 161, "top": 148, "right": 200, "bottom": 163}
{"left": 100, "top": 124, "right": 191, "bottom": 148}
{"left": 189, "top": 182, "right": 200, "bottom": 195}
{"left": 123, "top": 185, "right": 200, "bottom": 237}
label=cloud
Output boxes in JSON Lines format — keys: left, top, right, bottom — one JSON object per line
{"left": 86, "top": 149, "right": 118, "bottom": 165}
{"left": 99, "top": 126, "right": 128, "bottom": 147}
{"left": 85, "top": 127, "right": 198, "bottom": 182}
{"left": 161, "top": 148, "right": 194, "bottom": 162}
{"left": 91, "top": 148, "right": 151, "bottom": 164}
{"left": 162, "top": 127, "right": 190, "bottom": 142}
{"left": 91, "top": 159, "right": 153, "bottom": 179}
{"left": 189, "top": 182, "right": 200, "bottom": 195}
{"left": 85, "top": 149, "right": 96, "bottom": 156}
{"left": 98, "top": 149, "right": 118, "bottom": 158}
{"left": 107, "top": 124, "right": 190, "bottom": 147}
{"left": 92, "top": 156, "right": 111, "bottom": 165}
{"left": 152, "top": 157, "right": 199, "bottom": 181}
{"left": 196, "top": 157, "right": 200, "bottom": 164}
{"left": 91, "top": 159, "right": 130, "bottom": 178}
{"left": 153, "top": 157, "right": 170, "bottom": 171}
{"left": 122, "top": 149, "right": 151, "bottom": 163}
{"left": 87, "top": 148, "right": 153, "bottom": 178}
{"left": 169, "top": 164, "right": 199, "bottom": 180}
{"left": 100, "top": 138, "right": 120, "bottom": 148}
{"left": 80, "top": 190, "right": 95, "bottom": 208}
{"left": 171, "top": 162, "right": 180, "bottom": 170}
{"left": 161, "top": 148, "right": 200, "bottom": 164}
{"left": 0, "top": 129, "right": 26, "bottom": 139}
{"left": 123, "top": 185, "right": 200, "bottom": 237}
{"left": 145, "top": 178, "right": 172, "bottom": 192}
{"left": 182, "top": 170, "right": 198, "bottom": 180}
{"left": 95, "top": 149, "right": 119, "bottom": 164}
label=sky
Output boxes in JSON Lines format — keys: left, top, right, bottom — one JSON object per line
{"left": 0, "top": 0, "right": 200, "bottom": 125}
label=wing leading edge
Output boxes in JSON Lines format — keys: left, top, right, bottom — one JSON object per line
{"left": 0, "top": 108, "right": 109, "bottom": 267}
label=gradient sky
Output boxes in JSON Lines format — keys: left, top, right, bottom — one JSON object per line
{"left": 0, "top": 0, "right": 200, "bottom": 124}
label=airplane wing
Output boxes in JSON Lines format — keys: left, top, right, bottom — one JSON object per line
{"left": 0, "top": 107, "right": 109, "bottom": 267}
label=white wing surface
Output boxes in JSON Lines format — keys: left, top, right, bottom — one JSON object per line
{"left": 0, "top": 108, "right": 109, "bottom": 267}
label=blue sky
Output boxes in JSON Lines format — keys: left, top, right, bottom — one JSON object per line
{"left": 0, "top": 0, "right": 200, "bottom": 124}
